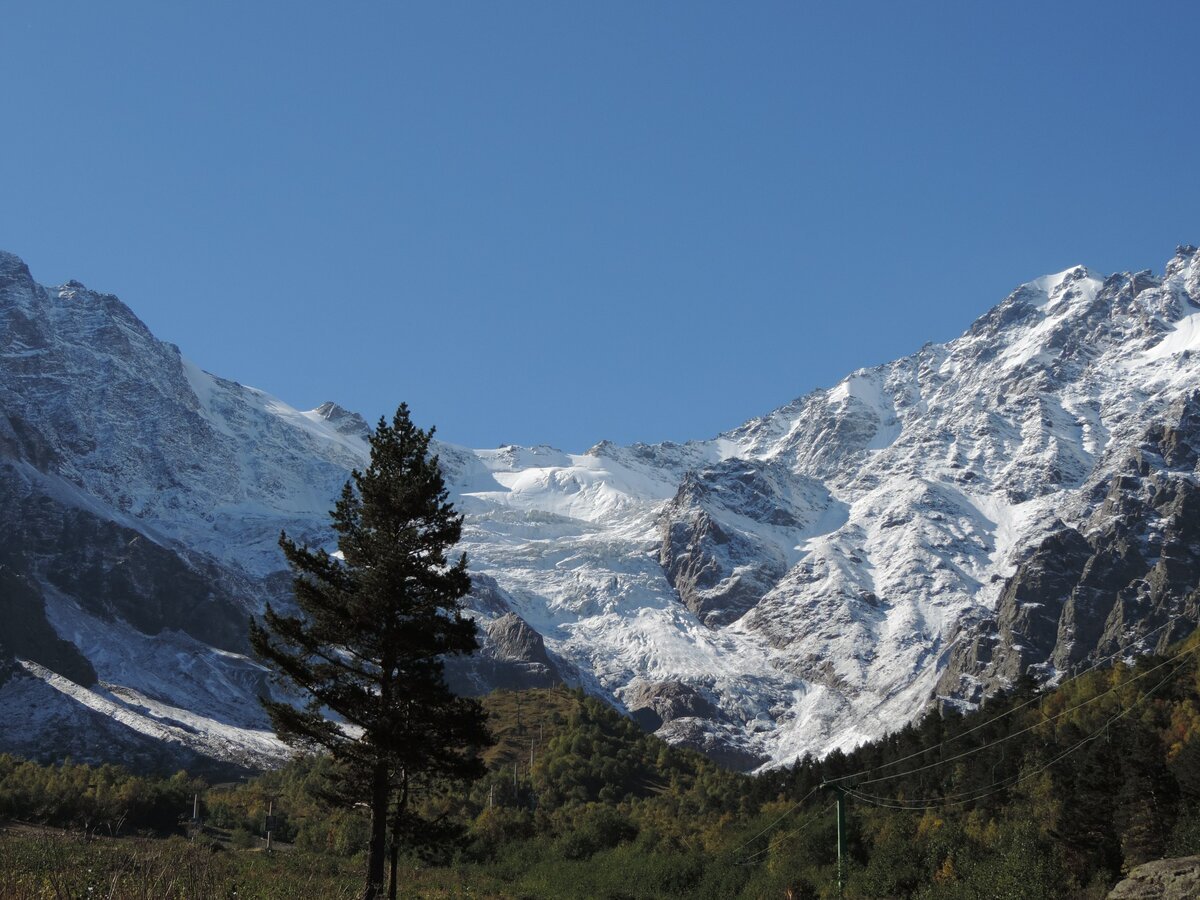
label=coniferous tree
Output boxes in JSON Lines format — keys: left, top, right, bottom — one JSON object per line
{"left": 250, "top": 403, "right": 490, "bottom": 900}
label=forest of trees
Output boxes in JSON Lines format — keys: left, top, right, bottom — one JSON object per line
{"left": 3, "top": 628, "right": 1200, "bottom": 897}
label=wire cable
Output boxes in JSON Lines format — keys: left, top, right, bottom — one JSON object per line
{"left": 848, "top": 640, "right": 1199, "bottom": 789}
{"left": 725, "top": 786, "right": 820, "bottom": 860}
{"left": 722, "top": 619, "right": 1194, "bottom": 860}
{"left": 827, "top": 614, "right": 1188, "bottom": 786}
{"left": 845, "top": 645, "right": 1194, "bottom": 810}
{"left": 737, "top": 801, "right": 837, "bottom": 866}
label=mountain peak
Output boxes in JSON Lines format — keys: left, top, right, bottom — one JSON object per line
{"left": 1167, "top": 244, "right": 1197, "bottom": 274}
{"left": 311, "top": 401, "right": 370, "bottom": 440}
{"left": 0, "top": 251, "right": 33, "bottom": 286}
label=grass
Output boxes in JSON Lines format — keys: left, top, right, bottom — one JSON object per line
{"left": 0, "top": 827, "right": 519, "bottom": 899}
{"left": 478, "top": 687, "right": 578, "bottom": 773}
{"left": 0, "top": 828, "right": 352, "bottom": 899}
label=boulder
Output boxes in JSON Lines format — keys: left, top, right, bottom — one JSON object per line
{"left": 1107, "top": 856, "right": 1200, "bottom": 899}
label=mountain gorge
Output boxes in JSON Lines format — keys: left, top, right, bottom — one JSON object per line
{"left": 1, "top": 246, "right": 1198, "bottom": 774}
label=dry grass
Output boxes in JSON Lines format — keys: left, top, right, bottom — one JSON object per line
{"left": 479, "top": 687, "right": 578, "bottom": 772}
{"left": 0, "top": 826, "right": 512, "bottom": 899}
{"left": 0, "top": 827, "right": 360, "bottom": 899}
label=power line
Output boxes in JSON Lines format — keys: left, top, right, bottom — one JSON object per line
{"left": 724, "top": 621, "right": 1195, "bottom": 866}
{"left": 726, "top": 786, "right": 819, "bottom": 860}
{"left": 737, "top": 801, "right": 836, "bottom": 866}
{"left": 845, "top": 646, "right": 1195, "bottom": 810}
{"left": 828, "top": 614, "right": 1188, "bottom": 786}
{"left": 849, "top": 640, "right": 1199, "bottom": 789}
{"left": 854, "top": 638, "right": 1200, "bottom": 792}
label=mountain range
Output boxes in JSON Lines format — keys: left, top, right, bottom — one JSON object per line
{"left": 1, "top": 245, "right": 1198, "bottom": 774}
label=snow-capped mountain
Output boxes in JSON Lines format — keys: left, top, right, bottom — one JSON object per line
{"left": 2, "top": 246, "right": 1198, "bottom": 773}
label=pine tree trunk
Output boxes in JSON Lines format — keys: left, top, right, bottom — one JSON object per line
{"left": 363, "top": 760, "right": 390, "bottom": 900}
{"left": 387, "top": 769, "right": 409, "bottom": 900}
{"left": 387, "top": 838, "right": 399, "bottom": 900}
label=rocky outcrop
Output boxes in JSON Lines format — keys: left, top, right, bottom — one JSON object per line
{"left": 940, "top": 393, "right": 1200, "bottom": 702}
{"left": 659, "top": 460, "right": 824, "bottom": 627}
{"left": 659, "top": 491, "right": 787, "bottom": 627}
{"left": 624, "top": 680, "right": 719, "bottom": 732}
{"left": 445, "top": 611, "right": 563, "bottom": 695}
{"left": 484, "top": 614, "right": 559, "bottom": 680}
{"left": 313, "top": 402, "right": 371, "bottom": 441}
{"left": 0, "top": 564, "right": 95, "bottom": 689}
{"left": 1107, "top": 855, "right": 1200, "bottom": 899}
{"left": 656, "top": 717, "right": 769, "bottom": 772}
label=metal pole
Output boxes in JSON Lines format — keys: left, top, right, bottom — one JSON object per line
{"left": 266, "top": 799, "right": 274, "bottom": 854}
{"left": 821, "top": 782, "right": 848, "bottom": 899}
{"left": 835, "top": 788, "right": 846, "bottom": 899}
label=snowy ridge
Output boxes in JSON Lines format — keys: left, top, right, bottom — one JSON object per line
{"left": 10, "top": 659, "right": 287, "bottom": 768}
{"left": 444, "top": 250, "right": 1200, "bottom": 766}
{"left": 1, "top": 246, "right": 1198, "bottom": 771}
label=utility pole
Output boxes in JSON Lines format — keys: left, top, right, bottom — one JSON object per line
{"left": 190, "top": 793, "right": 200, "bottom": 841}
{"left": 530, "top": 738, "right": 537, "bottom": 810}
{"left": 821, "top": 782, "right": 849, "bottom": 899}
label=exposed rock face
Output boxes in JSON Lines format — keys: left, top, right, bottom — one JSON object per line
{"left": 444, "top": 582, "right": 565, "bottom": 694}
{"left": 0, "top": 466, "right": 249, "bottom": 654}
{"left": 476, "top": 613, "right": 562, "bottom": 690}
{"left": 624, "top": 680, "right": 719, "bottom": 732}
{"left": 939, "top": 391, "right": 1200, "bottom": 703}
{"left": 661, "top": 468, "right": 787, "bottom": 627}
{"left": 487, "top": 613, "right": 551, "bottom": 665}
{"left": 312, "top": 402, "right": 371, "bottom": 441}
{"left": 3, "top": 245, "right": 1200, "bottom": 773}
{"left": 0, "top": 564, "right": 95, "bottom": 689}
{"left": 1107, "top": 855, "right": 1200, "bottom": 899}
{"left": 656, "top": 717, "right": 769, "bottom": 772}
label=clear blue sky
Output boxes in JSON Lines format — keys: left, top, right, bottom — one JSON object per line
{"left": 3, "top": 2, "right": 1196, "bottom": 450}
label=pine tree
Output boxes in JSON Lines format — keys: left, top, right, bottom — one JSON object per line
{"left": 249, "top": 403, "right": 490, "bottom": 900}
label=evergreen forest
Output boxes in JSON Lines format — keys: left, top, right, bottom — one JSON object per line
{"left": 2, "top": 630, "right": 1199, "bottom": 898}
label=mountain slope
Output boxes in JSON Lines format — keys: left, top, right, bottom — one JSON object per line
{"left": 1, "top": 246, "right": 1197, "bottom": 771}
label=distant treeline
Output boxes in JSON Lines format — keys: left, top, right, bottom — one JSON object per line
{"left": 0, "top": 755, "right": 204, "bottom": 835}
{"left": 3, "top": 633, "right": 1200, "bottom": 897}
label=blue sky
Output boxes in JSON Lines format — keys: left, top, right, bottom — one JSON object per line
{"left": 3, "top": 2, "right": 1197, "bottom": 449}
